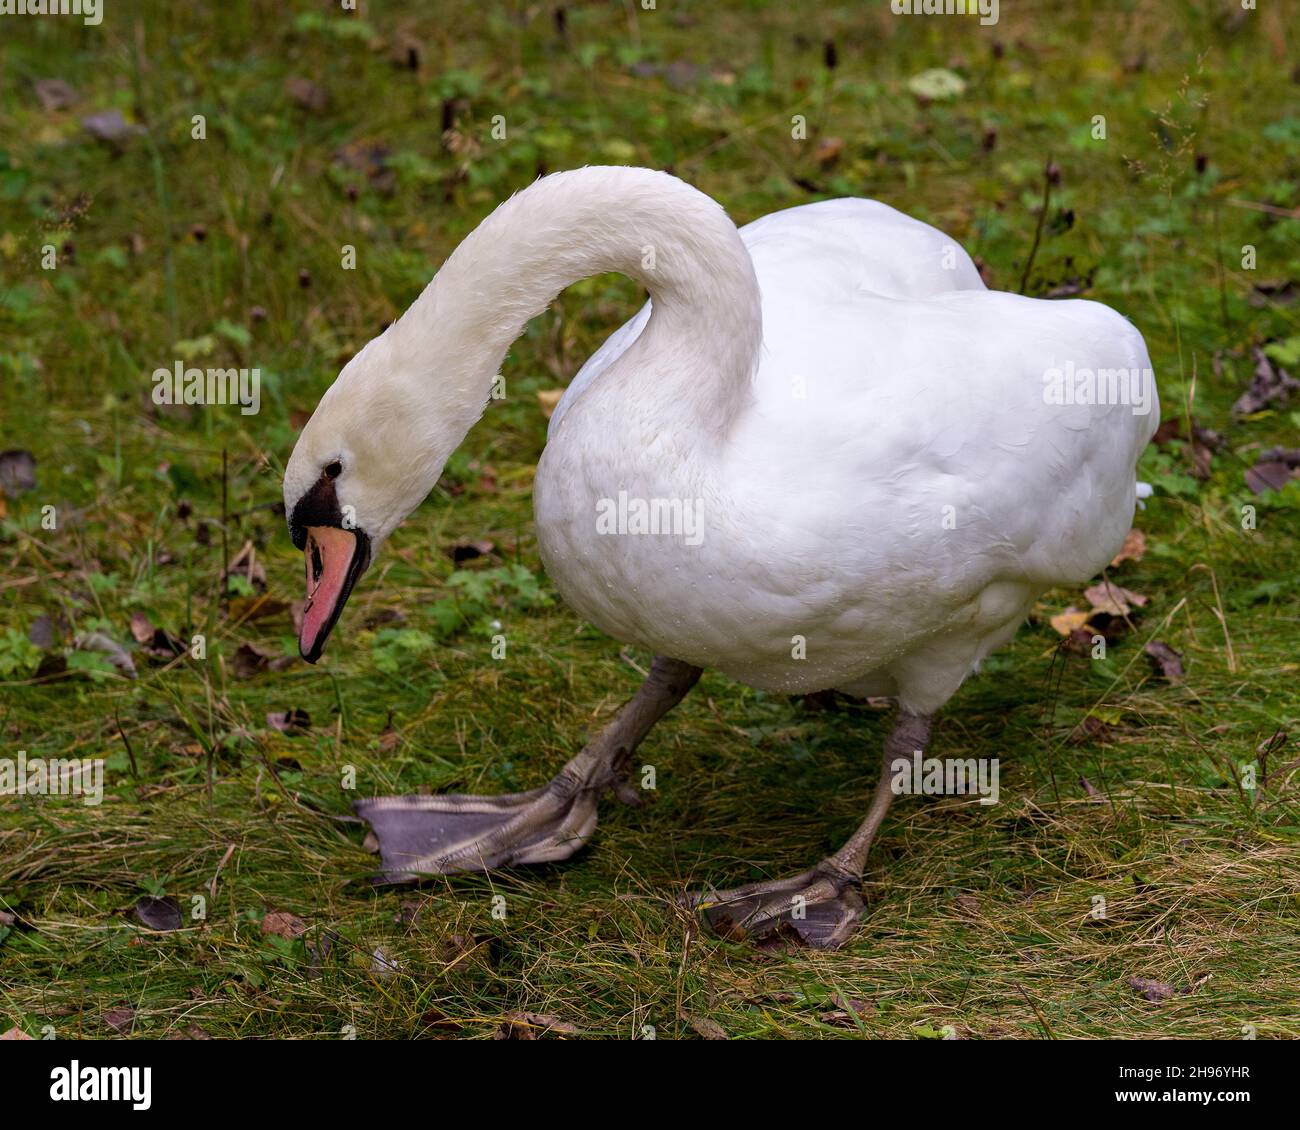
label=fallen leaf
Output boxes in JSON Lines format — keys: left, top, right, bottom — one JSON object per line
{"left": 1233, "top": 346, "right": 1299, "bottom": 416}
{"left": 134, "top": 896, "right": 183, "bottom": 932}
{"left": 33, "top": 78, "right": 78, "bottom": 111}
{"left": 74, "top": 632, "right": 137, "bottom": 678}
{"left": 1128, "top": 977, "right": 1175, "bottom": 1002}
{"left": 1109, "top": 528, "right": 1147, "bottom": 567}
{"left": 390, "top": 33, "right": 422, "bottom": 70}
{"left": 1050, "top": 608, "right": 1090, "bottom": 635}
{"left": 1063, "top": 626, "right": 1097, "bottom": 655}
{"left": 832, "top": 994, "right": 876, "bottom": 1019}
{"left": 907, "top": 67, "right": 967, "bottom": 102}
{"left": 286, "top": 77, "right": 329, "bottom": 112}
{"left": 81, "top": 109, "right": 140, "bottom": 145}
{"left": 333, "top": 138, "right": 394, "bottom": 194}
{"left": 444, "top": 538, "right": 495, "bottom": 563}
{"left": 370, "top": 947, "right": 400, "bottom": 979}
{"left": 231, "top": 642, "right": 290, "bottom": 677}
{"left": 1249, "top": 280, "right": 1297, "bottom": 307}
{"left": 103, "top": 1006, "right": 135, "bottom": 1033}
{"left": 1145, "top": 641, "right": 1185, "bottom": 682}
{"left": 686, "top": 1015, "right": 728, "bottom": 1040}
{"left": 813, "top": 136, "right": 844, "bottom": 165}
{"left": 495, "top": 1011, "right": 581, "bottom": 1040}
{"left": 128, "top": 612, "right": 185, "bottom": 660}
{"left": 1245, "top": 447, "right": 1300, "bottom": 495}
{"left": 536, "top": 389, "right": 564, "bottom": 418}
{"left": 166, "top": 1023, "right": 212, "bottom": 1040}
{"left": 0, "top": 450, "right": 36, "bottom": 497}
{"left": 0, "top": 1027, "right": 33, "bottom": 1040}
{"left": 28, "top": 615, "right": 58, "bottom": 650}
{"left": 261, "top": 911, "right": 307, "bottom": 939}
{"left": 1083, "top": 582, "right": 1148, "bottom": 617}
{"left": 1071, "top": 718, "right": 1115, "bottom": 746}
{"left": 266, "top": 708, "right": 311, "bottom": 734}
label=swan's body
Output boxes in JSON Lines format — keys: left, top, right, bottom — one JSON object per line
{"left": 284, "top": 167, "right": 1158, "bottom": 946}
{"left": 536, "top": 191, "right": 1154, "bottom": 712}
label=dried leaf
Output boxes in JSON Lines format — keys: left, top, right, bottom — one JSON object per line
{"left": 129, "top": 613, "right": 185, "bottom": 660}
{"left": 907, "top": 67, "right": 967, "bottom": 102}
{"left": 231, "top": 641, "right": 291, "bottom": 677}
{"left": 0, "top": 449, "right": 36, "bottom": 497}
{"left": 1128, "top": 977, "right": 1175, "bottom": 1002}
{"left": 232, "top": 642, "right": 272, "bottom": 678}
{"left": 81, "top": 110, "right": 140, "bottom": 144}
{"left": 103, "top": 1006, "right": 135, "bottom": 1033}
{"left": 813, "top": 136, "right": 844, "bottom": 165}
{"left": 1109, "top": 528, "right": 1147, "bottom": 567}
{"left": 28, "top": 615, "right": 58, "bottom": 650}
{"left": 1244, "top": 447, "right": 1300, "bottom": 495}
{"left": 370, "top": 947, "right": 400, "bottom": 979}
{"left": 536, "top": 388, "right": 564, "bottom": 418}
{"left": 33, "top": 78, "right": 78, "bottom": 111}
{"left": 0, "top": 1026, "right": 33, "bottom": 1040}
{"left": 286, "top": 77, "right": 329, "bottom": 112}
{"left": 266, "top": 708, "right": 311, "bottom": 734}
{"left": 261, "top": 910, "right": 307, "bottom": 939}
{"left": 1145, "top": 640, "right": 1185, "bottom": 682}
{"left": 444, "top": 539, "right": 495, "bottom": 563}
{"left": 1233, "top": 346, "right": 1299, "bottom": 416}
{"left": 74, "top": 632, "right": 137, "bottom": 678}
{"left": 686, "top": 1015, "right": 728, "bottom": 1040}
{"left": 1050, "top": 608, "right": 1090, "bottom": 635}
{"left": 1083, "top": 582, "right": 1148, "bottom": 617}
{"left": 134, "top": 896, "right": 183, "bottom": 932}
{"left": 1071, "top": 717, "right": 1115, "bottom": 746}
{"left": 496, "top": 1011, "right": 581, "bottom": 1040}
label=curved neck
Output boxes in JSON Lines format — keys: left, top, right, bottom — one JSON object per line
{"left": 385, "top": 167, "right": 762, "bottom": 442}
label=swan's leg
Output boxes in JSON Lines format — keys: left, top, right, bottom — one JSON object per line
{"left": 357, "top": 656, "right": 702, "bottom": 881}
{"left": 690, "top": 710, "right": 933, "bottom": 950}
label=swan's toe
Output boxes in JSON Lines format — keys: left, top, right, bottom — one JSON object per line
{"left": 689, "top": 867, "right": 865, "bottom": 950}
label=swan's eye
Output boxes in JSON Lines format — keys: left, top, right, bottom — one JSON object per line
{"left": 324, "top": 461, "right": 343, "bottom": 479}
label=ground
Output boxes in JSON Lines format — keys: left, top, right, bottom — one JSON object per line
{"left": 1, "top": 1, "right": 1298, "bottom": 1039}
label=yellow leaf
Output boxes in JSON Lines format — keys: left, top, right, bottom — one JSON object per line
{"left": 536, "top": 389, "right": 564, "bottom": 419}
{"left": 1050, "top": 608, "right": 1089, "bottom": 635}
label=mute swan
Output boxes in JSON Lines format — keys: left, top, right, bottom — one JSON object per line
{"left": 285, "top": 166, "right": 1158, "bottom": 949}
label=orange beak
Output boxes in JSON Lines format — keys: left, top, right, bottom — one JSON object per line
{"left": 299, "top": 526, "right": 369, "bottom": 662}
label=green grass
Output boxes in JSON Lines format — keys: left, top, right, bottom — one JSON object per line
{"left": 2, "top": 0, "right": 1299, "bottom": 1039}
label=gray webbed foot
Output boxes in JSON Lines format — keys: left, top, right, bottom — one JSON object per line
{"left": 357, "top": 781, "right": 599, "bottom": 882}
{"left": 688, "top": 864, "right": 865, "bottom": 950}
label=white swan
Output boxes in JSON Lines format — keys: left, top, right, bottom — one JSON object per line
{"left": 284, "top": 166, "right": 1158, "bottom": 948}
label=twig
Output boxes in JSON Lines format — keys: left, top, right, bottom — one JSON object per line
{"left": 1018, "top": 158, "right": 1055, "bottom": 295}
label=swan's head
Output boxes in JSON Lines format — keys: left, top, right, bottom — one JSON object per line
{"left": 283, "top": 332, "right": 470, "bottom": 662}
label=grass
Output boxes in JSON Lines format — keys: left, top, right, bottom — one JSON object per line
{"left": 1, "top": 0, "right": 1299, "bottom": 1039}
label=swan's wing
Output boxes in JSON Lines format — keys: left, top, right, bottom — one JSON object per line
{"left": 739, "top": 289, "right": 1159, "bottom": 590}
{"left": 548, "top": 301, "right": 651, "bottom": 435}
{"left": 549, "top": 197, "right": 984, "bottom": 435}
{"left": 739, "top": 197, "right": 986, "bottom": 299}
